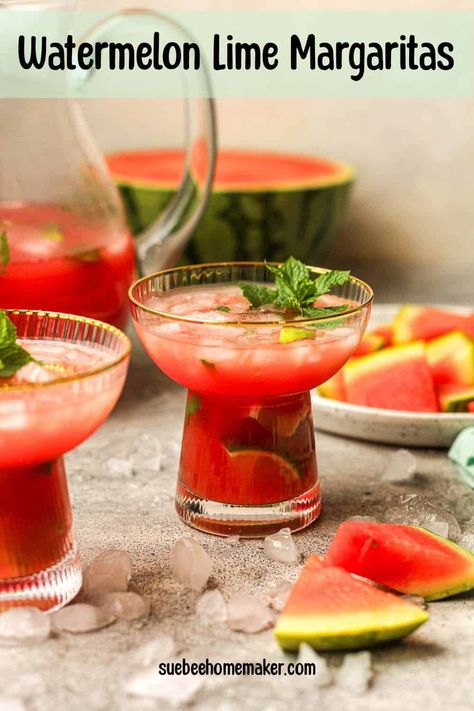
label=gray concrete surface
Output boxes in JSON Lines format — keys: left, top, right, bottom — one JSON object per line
{"left": 1, "top": 322, "right": 473, "bottom": 711}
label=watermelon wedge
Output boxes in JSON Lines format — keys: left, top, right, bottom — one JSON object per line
{"left": 352, "top": 332, "right": 385, "bottom": 357}
{"left": 344, "top": 342, "right": 438, "bottom": 412}
{"left": 325, "top": 521, "right": 474, "bottom": 601}
{"left": 437, "top": 383, "right": 474, "bottom": 412}
{"left": 107, "top": 149, "right": 354, "bottom": 264}
{"left": 371, "top": 324, "right": 393, "bottom": 347}
{"left": 318, "top": 370, "right": 346, "bottom": 401}
{"left": 426, "top": 331, "right": 474, "bottom": 386}
{"left": 469, "top": 401, "right": 474, "bottom": 413}
{"left": 274, "top": 555, "right": 428, "bottom": 651}
{"left": 393, "top": 305, "right": 474, "bottom": 344}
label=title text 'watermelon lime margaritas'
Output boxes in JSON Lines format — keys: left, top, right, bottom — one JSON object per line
{"left": 130, "top": 261, "right": 373, "bottom": 536}
{"left": 0, "top": 311, "right": 130, "bottom": 611}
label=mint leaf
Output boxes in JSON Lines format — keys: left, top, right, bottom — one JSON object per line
{"left": 239, "top": 281, "right": 276, "bottom": 308}
{"left": 216, "top": 305, "right": 230, "bottom": 313}
{"left": 301, "top": 305, "right": 348, "bottom": 319}
{"left": 0, "top": 230, "right": 10, "bottom": 272}
{"left": 0, "top": 310, "right": 35, "bottom": 378}
{"left": 311, "top": 270, "right": 351, "bottom": 298}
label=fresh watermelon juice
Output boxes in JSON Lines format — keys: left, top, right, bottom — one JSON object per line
{"left": 0, "top": 204, "right": 135, "bottom": 328}
{"left": 131, "top": 279, "right": 369, "bottom": 535}
{"left": 0, "top": 323, "right": 130, "bottom": 610}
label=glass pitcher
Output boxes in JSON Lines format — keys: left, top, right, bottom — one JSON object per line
{"left": 0, "top": 1, "right": 216, "bottom": 328}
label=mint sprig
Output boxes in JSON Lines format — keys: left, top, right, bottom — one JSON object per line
{"left": 0, "top": 310, "right": 35, "bottom": 378}
{"left": 0, "top": 229, "right": 10, "bottom": 273}
{"left": 239, "top": 257, "right": 350, "bottom": 318}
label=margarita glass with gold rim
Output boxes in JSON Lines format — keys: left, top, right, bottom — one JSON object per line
{"left": 0, "top": 310, "right": 131, "bottom": 611}
{"left": 129, "top": 263, "right": 373, "bottom": 537}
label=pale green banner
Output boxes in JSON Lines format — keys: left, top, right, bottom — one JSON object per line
{"left": 0, "top": 9, "right": 472, "bottom": 98}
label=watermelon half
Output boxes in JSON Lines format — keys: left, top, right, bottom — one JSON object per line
{"left": 107, "top": 149, "right": 354, "bottom": 264}
{"left": 325, "top": 521, "right": 474, "bottom": 601}
{"left": 274, "top": 555, "right": 428, "bottom": 651}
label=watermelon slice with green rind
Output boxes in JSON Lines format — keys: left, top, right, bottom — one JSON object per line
{"left": 437, "top": 383, "right": 474, "bottom": 412}
{"left": 393, "top": 305, "right": 474, "bottom": 344}
{"left": 427, "top": 331, "right": 474, "bottom": 386}
{"left": 344, "top": 342, "right": 438, "bottom": 412}
{"left": 274, "top": 555, "right": 428, "bottom": 651}
{"left": 325, "top": 521, "right": 474, "bottom": 601}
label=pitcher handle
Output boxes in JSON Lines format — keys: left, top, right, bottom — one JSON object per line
{"left": 78, "top": 8, "right": 217, "bottom": 275}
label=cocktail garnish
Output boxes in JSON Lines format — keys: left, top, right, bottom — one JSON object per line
{"left": 0, "top": 310, "right": 37, "bottom": 378}
{"left": 0, "top": 229, "right": 10, "bottom": 273}
{"left": 239, "top": 256, "right": 350, "bottom": 318}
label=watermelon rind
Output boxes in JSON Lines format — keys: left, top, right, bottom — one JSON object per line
{"left": 109, "top": 149, "right": 354, "bottom": 265}
{"left": 275, "top": 556, "right": 428, "bottom": 651}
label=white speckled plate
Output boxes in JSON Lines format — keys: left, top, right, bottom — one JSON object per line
{"left": 312, "top": 304, "right": 474, "bottom": 448}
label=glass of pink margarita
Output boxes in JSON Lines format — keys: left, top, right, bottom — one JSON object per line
{"left": 0, "top": 310, "right": 130, "bottom": 611}
{"left": 129, "top": 263, "right": 373, "bottom": 536}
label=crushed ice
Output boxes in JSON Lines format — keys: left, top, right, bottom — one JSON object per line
{"left": 100, "top": 591, "right": 150, "bottom": 621}
{"left": 382, "top": 449, "right": 417, "bottom": 483}
{"left": 170, "top": 537, "right": 212, "bottom": 591}
{"left": 82, "top": 549, "right": 132, "bottom": 599}
{"left": 226, "top": 594, "right": 274, "bottom": 633}
{"left": 0, "top": 608, "right": 50, "bottom": 646}
{"left": 262, "top": 580, "right": 293, "bottom": 611}
{"left": 52, "top": 604, "right": 116, "bottom": 633}
{"left": 336, "top": 651, "right": 373, "bottom": 694}
{"left": 196, "top": 590, "right": 227, "bottom": 623}
{"left": 298, "top": 643, "right": 333, "bottom": 687}
{"left": 129, "top": 635, "right": 177, "bottom": 667}
{"left": 125, "top": 666, "right": 203, "bottom": 704}
{"left": 457, "top": 529, "right": 474, "bottom": 553}
{"left": 264, "top": 528, "right": 298, "bottom": 564}
{"left": 385, "top": 495, "right": 461, "bottom": 540}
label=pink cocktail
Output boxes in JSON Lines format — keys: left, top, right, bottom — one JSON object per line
{"left": 130, "top": 263, "right": 372, "bottom": 536}
{"left": 0, "top": 311, "right": 130, "bottom": 611}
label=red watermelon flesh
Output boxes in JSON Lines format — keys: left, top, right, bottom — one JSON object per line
{"left": 393, "top": 306, "right": 474, "bottom": 344}
{"left": 344, "top": 342, "right": 438, "bottom": 412}
{"left": 274, "top": 554, "right": 428, "bottom": 651}
{"left": 469, "top": 401, "right": 474, "bottom": 413}
{"left": 318, "top": 370, "right": 346, "bottom": 401}
{"left": 325, "top": 521, "right": 474, "bottom": 601}
{"left": 371, "top": 324, "right": 393, "bottom": 347}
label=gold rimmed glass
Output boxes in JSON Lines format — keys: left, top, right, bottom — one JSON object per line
{"left": 130, "top": 263, "right": 373, "bottom": 537}
{"left": 0, "top": 310, "right": 131, "bottom": 612}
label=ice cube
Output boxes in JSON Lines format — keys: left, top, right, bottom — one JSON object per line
{"left": 125, "top": 667, "right": 203, "bottom": 704}
{"left": 382, "top": 449, "right": 417, "bottom": 483}
{"left": 130, "top": 434, "right": 163, "bottom": 476}
{"left": 129, "top": 635, "right": 177, "bottom": 667}
{"left": 347, "top": 515, "right": 377, "bottom": 523}
{"left": 335, "top": 651, "right": 373, "bottom": 694}
{"left": 196, "top": 589, "right": 227, "bottom": 622}
{"left": 0, "top": 607, "right": 50, "bottom": 645}
{"left": 298, "top": 642, "right": 333, "bottom": 687}
{"left": 106, "top": 458, "right": 134, "bottom": 478}
{"left": 51, "top": 604, "right": 116, "bottom": 633}
{"left": 0, "top": 699, "right": 26, "bottom": 711}
{"left": 424, "top": 521, "right": 449, "bottom": 538}
{"left": 100, "top": 592, "right": 150, "bottom": 620}
{"left": 170, "top": 537, "right": 212, "bottom": 591}
{"left": 82, "top": 549, "right": 132, "bottom": 598}
{"left": 457, "top": 529, "right": 474, "bottom": 553}
{"left": 226, "top": 594, "right": 274, "bottom": 633}
{"left": 264, "top": 528, "right": 298, "bottom": 564}
{"left": 12, "top": 361, "right": 56, "bottom": 384}
{"left": 385, "top": 495, "right": 461, "bottom": 540}
{"left": 262, "top": 580, "right": 293, "bottom": 611}
{"left": 223, "top": 535, "right": 240, "bottom": 546}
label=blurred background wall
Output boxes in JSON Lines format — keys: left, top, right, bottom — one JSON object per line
{"left": 82, "top": 0, "right": 474, "bottom": 301}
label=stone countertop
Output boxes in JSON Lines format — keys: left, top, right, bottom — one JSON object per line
{"left": 1, "top": 329, "right": 473, "bottom": 711}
